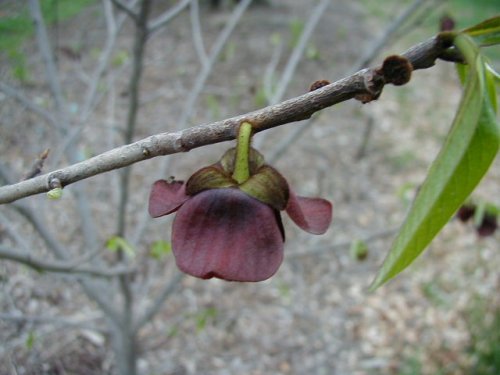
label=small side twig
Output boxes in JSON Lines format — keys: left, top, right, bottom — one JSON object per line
{"left": 269, "top": 0, "right": 330, "bottom": 105}
{"left": 0, "top": 245, "right": 134, "bottom": 278}
{"left": 0, "top": 82, "right": 61, "bottom": 130}
{"left": 148, "top": 0, "right": 191, "bottom": 35}
{"left": 289, "top": 227, "right": 399, "bottom": 258}
{"left": 111, "top": 0, "right": 139, "bottom": 22}
{"left": 23, "top": 149, "right": 50, "bottom": 180}
{"left": 189, "top": 0, "right": 208, "bottom": 67}
{"left": 133, "top": 271, "right": 183, "bottom": 331}
{"left": 0, "top": 312, "right": 106, "bottom": 332}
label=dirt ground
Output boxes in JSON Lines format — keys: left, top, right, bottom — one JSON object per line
{"left": 0, "top": 1, "right": 499, "bottom": 374}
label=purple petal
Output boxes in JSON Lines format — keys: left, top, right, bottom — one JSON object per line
{"left": 285, "top": 189, "right": 332, "bottom": 234}
{"left": 172, "top": 188, "right": 284, "bottom": 282}
{"left": 148, "top": 180, "right": 190, "bottom": 218}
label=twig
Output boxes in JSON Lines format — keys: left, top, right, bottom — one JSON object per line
{"left": 0, "top": 33, "right": 456, "bottom": 205}
{"left": 80, "top": 0, "right": 133, "bottom": 120}
{"left": 177, "top": 0, "right": 253, "bottom": 128}
{"left": 0, "top": 82, "right": 61, "bottom": 130}
{"left": 190, "top": 0, "right": 208, "bottom": 67}
{"left": 256, "top": 0, "right": 330, "bottom": 150}
{"left": 28, "top": 0, "right": 66, "bottom": 116}
{"left": 0, "top": 245, "right": 134, "bottom": 278}
{"left": 267, "top": 116, "right": 319, "bottom": 164}
{"left": 263, "top": 40, "right": 283, "bottom": 102}
{"left": 133, "top": 271, "right": 183, "bottom": 331}
{"left": 111, "top": 0, "right": 139, "bottom": 22}
{"left": 0, "top": 213, "right": 32, "bottom": 253}
{"left": 0, "top": 312, "right": 105, "bottom": 332}
{"left": 288, "top": 227, "right": 399, "bottom": 258}
{"left": 270, "top": 0, "right": 330, "bottom": 105}
{"left": 130, "top": 0, "right": 253, "bottom": 246}
{"left": 353, "top": 0, "right": 431, "bottom": 71}
{"left": 10, "top": 191, "right": 121, "bottom": 322}
{"left": 355, "top": 116, "right": 374, "bottom": 160}
{"left": 117, "top": 0, "right": 151, "bottom": 236}
{"left": 0, "top": 163, "right": 17, "bottom": 185}
{"left": 353, "top": 0, "right": 441, "bottom": 159}
{"left": 148, "top": 0, "right": 191, "bottom": 35}
{"left": 23, "top": 149, "right": 50, "bottom": 180}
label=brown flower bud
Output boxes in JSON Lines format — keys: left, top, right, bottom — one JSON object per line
{"left": 309, "top": 80, "right": 331, "bottom": 92}
{"left": 381, "top": 55, "right": 413, "bottom": 86}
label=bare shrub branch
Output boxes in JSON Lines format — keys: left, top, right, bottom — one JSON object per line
{"left": 0, "top": 33, "right": 456, "bottom": 205}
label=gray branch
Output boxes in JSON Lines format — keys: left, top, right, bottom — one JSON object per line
{"left": 148, "top": 0, "right": 191, "bottom": 34}
{"left": 0, "top": 245, "right": 134, "bottom": 278}
{"left": 111, "top": 0, "right": 139, "bottom": 21}
{"left": 0, "top": 34, "right": 456, "bottom": 205}
{"left": 0, "top": 82, "right": 62, "bottom": 130}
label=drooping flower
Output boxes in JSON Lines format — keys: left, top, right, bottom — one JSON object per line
{"left": 149, "top": 122, "right": 332, "bottom": 282}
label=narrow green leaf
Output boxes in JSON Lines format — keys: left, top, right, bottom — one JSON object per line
{"left": 370, "top": 34, "right": 500, "bottom": 290}
{"left": 486, "top": 63, "right": 500, "bottom": 83}
{"left": 463, "top": 15, "right": 500, "bottom": 46}
{"left": 485, "top": 63, "right": 498, "bottom": 112}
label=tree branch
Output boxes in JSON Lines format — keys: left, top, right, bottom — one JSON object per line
{"left": 0, "top": 245, "right": 134, "bottom": 278}
{"left": 117, "top": 0, "right": 151, "bottom": 236}
{"left": 0, "top": 312, "right": 104, "bottom": 331}
{"left": 28, "top": 0, "right": 66, "bottom": 118}
{"left": 111, "top": 0, "right": 139, "bottom": 22}
{"left": 0, "top": 82, "right": 62, "bottom": 130}
{"left": 270, "top": 0, "right": 330, "bottom": 105}
{"left": 133, "top": 271, "right": 183, "bottom": 331}
{"left": 0, "top": 34, "right": 456, "bottom": 205}
{"left": 189, "top": 0, "right": 208, "bottom": 67}
{"left": 148, "top": 0, "right": 191, "bottom": 35}
{"left": 353, "top": 0, "right": 431, "bottom": 71}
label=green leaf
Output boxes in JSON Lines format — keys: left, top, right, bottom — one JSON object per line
{"left": 106, "top": 236, "right": 135, "bottom": 258}
{"left": 486, "top": 63, "right": 500, "bottom": 83}
{"left": 149, "top": 240, "right": 172, "bottom": 260}
{"left": 370, "top": 34, "right": 499, "bottom": 290}
{"left": 463, "top": 15, "right": 500, "bottom": 47}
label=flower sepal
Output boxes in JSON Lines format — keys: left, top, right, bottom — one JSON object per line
{"left": 240, "top": 165, "right": 289, "bottom": 210}
{"left": 186, "top": 166, "right": 236, "bottom": 196}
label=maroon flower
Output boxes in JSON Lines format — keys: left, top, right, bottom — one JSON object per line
{"left": 149, "top": 147, "right": 332, "bottom": 282}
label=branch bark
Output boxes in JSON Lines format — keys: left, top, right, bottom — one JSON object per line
{"left": 0, "top": 34, "right": 456, "bottom": 205}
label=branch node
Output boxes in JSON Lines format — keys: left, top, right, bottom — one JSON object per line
{"left": 355, "top": 69, "right": 384, "bottom": 104}
{"left": 49, "top": 176, "right": 62, "bottom": 190}
{"left": 174, "top": 134, "right": 189, "bottom": 153}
